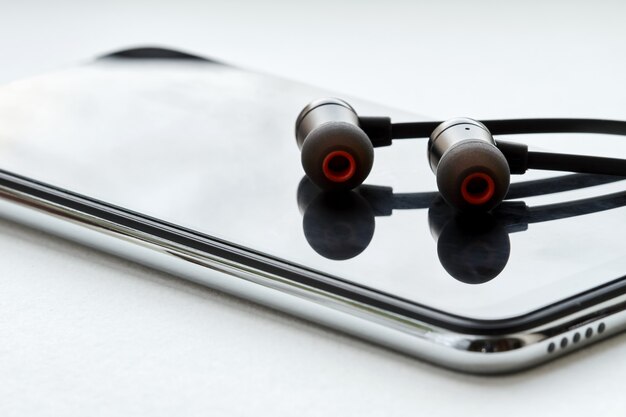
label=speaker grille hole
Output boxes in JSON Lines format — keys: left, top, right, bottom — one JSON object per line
{"left": 547, "top": 323, "right": 607, "bottom": 354}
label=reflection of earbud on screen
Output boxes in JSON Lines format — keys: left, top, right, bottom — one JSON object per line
{"left": 298, "top": 178, "right": 375, "bottom": 260}
{"left": 297, "top": 174, "right": 626, "bottom": 283}
{"left": 427, "top": 198, "right": 511, "bottom": 284}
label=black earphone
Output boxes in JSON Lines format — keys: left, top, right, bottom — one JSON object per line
{"left": 295, "top": 98, "right": 626, "bottom": 212}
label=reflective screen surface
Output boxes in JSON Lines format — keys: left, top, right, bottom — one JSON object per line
{"left": 0, "top": 54, "right": 625, "bottom": 320}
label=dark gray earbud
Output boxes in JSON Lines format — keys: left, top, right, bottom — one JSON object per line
{"left": 295, "top": 98, "right": 626, "bottom": 212}
{"left": 295, "top": 98, "right": 374, "bottom": 190}
{"left": 428, "top": 118, "right": 510, "bottom": 212}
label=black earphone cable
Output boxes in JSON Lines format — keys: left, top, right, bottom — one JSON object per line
{"left": 527, "top": 152, "right": 626, "bottom": 176}
{"left": 390, "top": 118, "right": 626, "bottom": 139}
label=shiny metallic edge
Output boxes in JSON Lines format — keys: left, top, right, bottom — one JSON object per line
{"left": 0, "top": 178, "right": 624, "bottom": 374}
{"left": 294, "top": 98, "right": 359, "bottom": 148}
{"left": 295, "top": 97, "right": 356, "bottom": 133}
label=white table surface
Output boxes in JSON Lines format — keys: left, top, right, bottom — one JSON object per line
{"left": 1, "top": 1, "right": 626, "bottom": 415}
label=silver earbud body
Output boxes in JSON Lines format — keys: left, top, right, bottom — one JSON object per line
{"left": 428, "top": 118, "right": 495, "bottom": 172}
{"left": 428, "top": 118, "right": 510, "bottom": 212}
{"left": 295, "top": 98, "right": 360, "bottom": 148}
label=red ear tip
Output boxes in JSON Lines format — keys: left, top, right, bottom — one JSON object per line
{"left": 461, "top": 172, "right": 496, "bottom": 205}
{"left": 322, "top": 150, "right": 357, "bottom": 183}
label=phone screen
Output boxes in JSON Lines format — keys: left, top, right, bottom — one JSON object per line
{"left": 1, "top": 54, "right": 625, "bottom": 320}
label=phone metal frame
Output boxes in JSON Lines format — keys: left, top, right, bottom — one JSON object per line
{"left": 1, "top": 167, "right": 625, "bottom": 374}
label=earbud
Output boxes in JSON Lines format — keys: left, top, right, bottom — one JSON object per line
{"left": 295, "top": 98, "right": 626, "bottom": 212}
{"left": 428, "top": 118, "right": 510, "bottom": 212}
{"left": 295, "top": 98, "right": 374, "bottom": 190}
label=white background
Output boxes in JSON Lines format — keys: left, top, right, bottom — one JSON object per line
{"left": 1, "top": 1, "right": 626, "bottom": 415}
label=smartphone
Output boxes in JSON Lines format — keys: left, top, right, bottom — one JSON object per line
{"left": 0, "top": 47, "right": 625, "bottom": 374}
